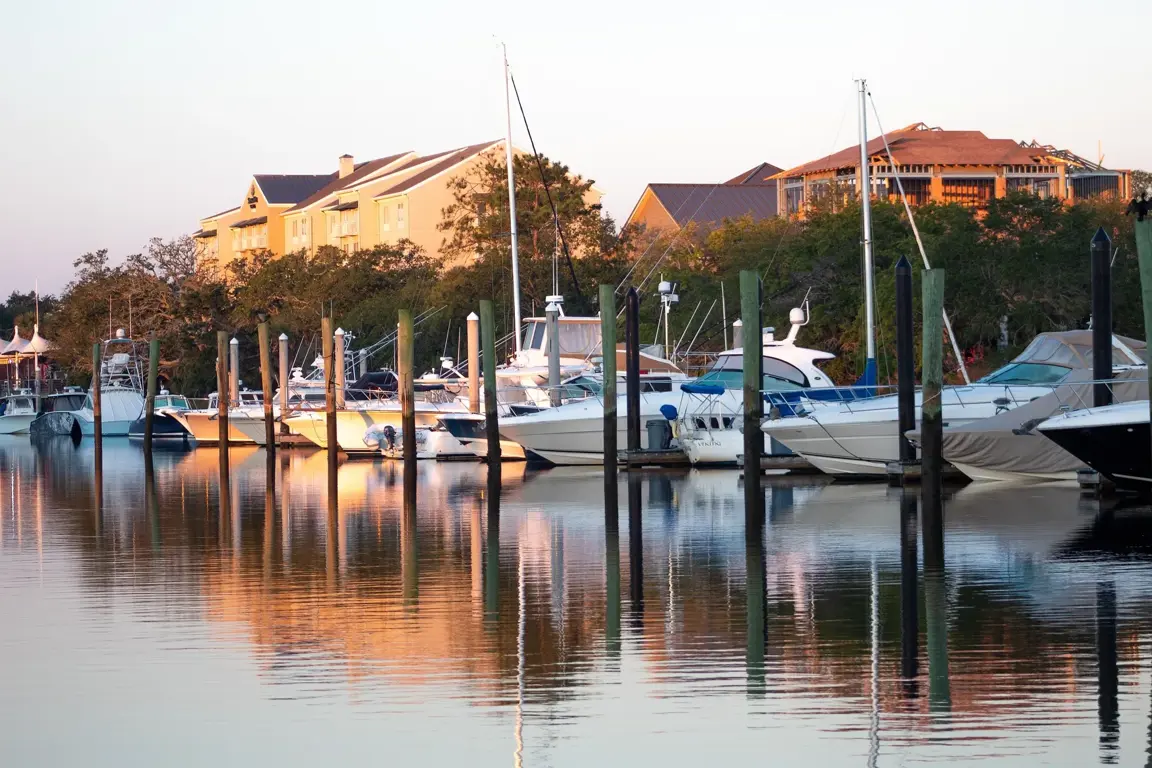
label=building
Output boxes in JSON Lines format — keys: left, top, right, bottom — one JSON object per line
{"left": 194, "top": 140, "right": 577, "bottom": 268}
{"left": 773, "top": 123, "right": 1132, "bottom": 217}
{"left": 624, "top": 162, "right": 783, "bottom": 234}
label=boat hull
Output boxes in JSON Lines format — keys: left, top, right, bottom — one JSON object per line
{"left": 438, "top": 413, "right": 526, "bottom": 460}
{"left": 127, "top": 413, "right": 193, "bottom": 447}
{"left": 170, "top": 410, "right": 256, "bottom": 444}
{"left": 1038, "top": 409, "right": 1152, "bottom": 491}
{"left": 948, "top": 461, "right": 1078, "bottom": 484}
{"left": 0, "top": 414, "right": 36, "bottom": 435}
{"left": 286, "top": 407, "right": 463, "bottom": 452}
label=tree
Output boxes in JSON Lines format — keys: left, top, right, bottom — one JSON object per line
{"left": 438, "top": 152, "right": 630, "bottom": 320}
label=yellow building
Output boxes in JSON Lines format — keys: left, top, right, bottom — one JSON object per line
{"left": 195, "top": 140, "right": 586, "bottom": 269}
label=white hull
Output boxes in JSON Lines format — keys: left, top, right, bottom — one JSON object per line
{"left": 77, "top": 418, "right": 135, "bottom": 437}
{"left": 949, "top": 461, "right": 1078, "bottom": 484}
{"left": 379, "top": 429, "right": 474, "bottom": 460}
{"left": 170, "top": 409, "right": 261, "bottom": 444}
{"left": 679, "top": 429, "right": 742, "bottom": 466}
{"left": 74, "top": 388, "right": 146, "bottom": 437}
{"left": 286, "top": 404, "right": 467, "bottom": 452}
{"left": 0, "top": 414, "right": 36, "bottom": 435}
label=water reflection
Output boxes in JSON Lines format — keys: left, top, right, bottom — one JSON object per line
{"left": 4, "top": 439, "right": 1152, "bottom": 764}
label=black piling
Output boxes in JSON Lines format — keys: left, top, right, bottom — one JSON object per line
{"left": 625, "top": 287, "right": 641, "bottom": 453}
{"left": 480, "top": 300, "right": 501, "bottom": 463}
{"left": 895, "top": 255, "right": 916, "bottom": 464}
{"left": 601, "top": 284, "right": 618, "bottom": 505}
{"left": 143, "top": 335, "right": 159, "bottom": 454}
{"left": 1097, "top": 580, "right": 1119, "bottom": 757}
{"left": 1091, "top": 227, "right": 1113, "bottom": 407}
{"left": 91, "top": 342, "right": 102, "bottom": 467}
{"left": 740, "top": 270, "right": 764, "bottom": 527}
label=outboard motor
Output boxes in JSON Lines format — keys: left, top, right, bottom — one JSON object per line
{"left": 383, "top": 424, "right": 397, "bottom": 451}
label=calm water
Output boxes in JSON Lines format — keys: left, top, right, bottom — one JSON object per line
{"left": 3, "top": 438, "right": 1152, "bottom": 765}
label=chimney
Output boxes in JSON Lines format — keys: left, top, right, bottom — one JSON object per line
{"left": 338, "top": 154, "right": 354, "bottom": 179}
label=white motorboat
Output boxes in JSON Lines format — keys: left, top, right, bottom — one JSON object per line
{"left": 72, "top": 329, "right": 147, "bottom": 437}
{"left": 497, "top": 315, "right": 837, "bottom": 466}
{"left": 169, "top": 390, "right": 266, "bottom": 444}
{"left": 675, "top": 306, "right": 838, "bottom": 466}
{"left": 762, "top": 332, "right": 1146, "bottom": 477}
{"left": 0, "top": 389, "right": 39, "bottom": 435}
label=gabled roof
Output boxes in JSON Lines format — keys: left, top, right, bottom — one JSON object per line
{"left": 284, "top": 152, "right": 414, "bottom": 213}
{"left": 231, "top": 216, "right": 268, "bottom": 229}
{"left": 372, "top": 140, "right": 501, "bottom": 198}
{"left": 633, "top": 183, "right": 779, "bottom": 229}
{"left": 774, "top": 125, "right": 1056, "bottom": 179}
{"left": 725, "top": 162, "right": 785, "bottom": 185}
{"left": 202, "top": 205, "right": 240, "bottom": 222}
{"left": 253, "top": 174, "right": 336, "bottom": 205}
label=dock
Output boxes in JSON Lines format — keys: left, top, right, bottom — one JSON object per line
{"left": 620, "top": 448, "right": 691, "bottom": 469}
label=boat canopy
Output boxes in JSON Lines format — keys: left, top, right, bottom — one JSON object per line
{"left": 1012, "top": 331, "right": 1145, "bottom": 368}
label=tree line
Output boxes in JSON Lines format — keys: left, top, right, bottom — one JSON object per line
{"left": 20, "top": 155, "right": 1150, "bottom": 394}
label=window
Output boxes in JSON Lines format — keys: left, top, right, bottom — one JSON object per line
{"left": 328, "top": 214, "right": 339, "bottom": 239}
{"left": 697, "top": 353, "right": 810, "bottom": 391}
{"left": 292, "top": 220, "right": 298, "bottom": 237}
{"left": 784, "top": 184, "right": 804, "bottom": 215}
{"left": 380, "top": 204, "right": 391, "bottom": 232}
{"left": 396, "top": 201, "right": 406, "bottom": 229}
{"left": 232, "top": 231, "right": 240, "bottom": 252}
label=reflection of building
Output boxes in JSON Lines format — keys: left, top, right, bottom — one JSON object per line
{"left": 624, "top": 162, "right": 783, "bottom": 234}
{"left": 774, "top": 123, "right": 1132, "bottom": 217}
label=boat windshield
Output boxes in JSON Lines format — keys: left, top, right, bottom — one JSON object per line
{"left": 978, "top": 362, "right": 1071, "bottom": 386}
{"left": 696, "top": 354, "right": 809, "bottom": 391}
{"left": 561, "top": 376, "right": 601, "bottom": 398}
{"left": 522, "top": 321, "right": 601, "bottom": 356}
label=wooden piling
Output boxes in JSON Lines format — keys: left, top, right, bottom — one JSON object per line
{"left": 334, "top": 327, "right": 346, "bottom": 409}
{"left": 625, "top": 287, "right": 640, "bottom": 453}
{"left": 91, "top": 341, "right": 102, "bottom": 464}
{"left": 258, "top": 320, "right": 275, "bottom": 453}
{"left": 546, "top": 301, "right": 562, "bottom": 408}
{"left": 895, "top": 255, "right": 916, "bottom": 463}
{"left": 228, "top": 337, "right": 239, "bottom": 407}
{"left": 278, "top": 333, "right": 289, "bottom": 434}
{"left": 1135, "top": 213, "right": 1152, "bottom": 457}
{"left": 321, "top": 317, "right": 338, "bottom": 463}
{"left": 143, "top": 335, "right": 159, "bottom": 453}
{"left": 740, "top": 270, "right": 764, "bottom": 528}
{"left": 467, "top": 312, "right": 480, "bottom": 414}
{"left": 480, "top": 300, "right": 501, "bottom": 463}
{"left": 921, "top": 269, "right": 945, "bottom": 514}
{"left": 627, "top": 474, "right": 643, "bottom": 627}
{"left": 216, "top": 331, "right": 229, "bottom": 448}
{"left": 398, "top": 310, "right": 416, "bottom": 467}
{"left": 600, "top": 284, "right": 618, "bottom": 499}
{"left": 1091, "top": 227, "right": 1113, "bottom": 407}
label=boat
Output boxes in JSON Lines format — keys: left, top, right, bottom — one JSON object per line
{"left": 910, "top": 359, "right": 1147, "bottom": 483}
{"left": 0, "top": 389, "right": 39, "bottom": 435}
{"left": 168, "top": 389, "right": 265, "bottom": 445}
{"left": 497, "top": 317, "right": 839, "bottom": 467}
{"left": 675, "top": 305, "right": 839, "bottom": 466}
{"left": 71, "top": 329, "right": 147, "bottom": 437}
{"left": 365, "top": 423, "right": 476, "bottom": 460}
{"left": 128, "top": 391, "right": 195, "bottom": 447}
{"left": 763, "top": 332, "right": 1146, "bottom": 477}
{"left": 28, "top": 388, "right": 88, "bottom": 437}
{"left": 1036, "top": 400, "right": 1152, "bottom": 492}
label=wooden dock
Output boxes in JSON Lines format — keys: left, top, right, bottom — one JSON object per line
{"left": 620, "top": 448, "right": 692, "bottom": 469}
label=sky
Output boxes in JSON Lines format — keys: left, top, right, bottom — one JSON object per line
{"left": 0, "top": 0, "right": 1149, "bottom": 295}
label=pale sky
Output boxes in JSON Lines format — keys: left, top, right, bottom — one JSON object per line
{"left": 1, "top": 0, "right": 1149, "bottom": 294}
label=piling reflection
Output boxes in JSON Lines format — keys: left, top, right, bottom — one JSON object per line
{"left": 7, "top": 441, "right": 1152, "bottom": 765}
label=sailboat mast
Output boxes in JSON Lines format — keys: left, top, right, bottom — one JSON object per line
{"left": 503, "top": 44, "right": 523, "bottom": 354}
{"left": 857, "top": 79, "right": 877, "bottom": 377}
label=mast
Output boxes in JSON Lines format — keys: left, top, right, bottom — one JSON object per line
{"left": 503, "top": 44, "right": 523, "bottom": 354}
{"left": 857, "top": 79, "right": 877, "bottom": 383}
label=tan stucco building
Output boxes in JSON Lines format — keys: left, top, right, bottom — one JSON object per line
{"left": 194, "top": 140, "right": 562, "bottom": 268}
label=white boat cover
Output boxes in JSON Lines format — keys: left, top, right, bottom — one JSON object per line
{"left": 909, "top": 367, "right": 1148, "bottom": 477}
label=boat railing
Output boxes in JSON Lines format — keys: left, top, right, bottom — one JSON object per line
{"left": 1044, "top": 377, "right": 1149, "bottom": 415}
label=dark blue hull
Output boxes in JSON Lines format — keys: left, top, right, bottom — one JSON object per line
{"left": 128, "top": 414, "right": 193, "bottom": 448}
